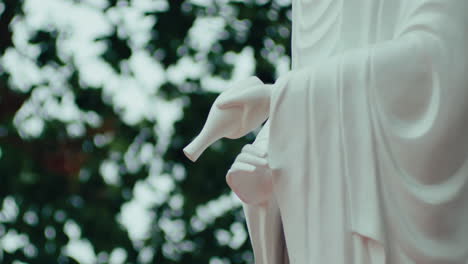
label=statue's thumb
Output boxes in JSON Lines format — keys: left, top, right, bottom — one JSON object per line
{"left": 216, "top": 89, "right": 250, "bottom": 109}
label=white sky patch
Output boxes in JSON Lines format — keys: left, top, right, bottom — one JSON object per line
{"left": 118, "top": 184, "right": 156, "bottom": 242}
{"left": 22, "top": 0, "right": 115, "bottom": 90}
{"left": 23, "top": 0, "right": 112, "bottom": 38}
{"left": 0, "top": 2, "right": 5, "bottom": 16}
{"left": 100, "top": 160, "right": 121, "bottom": 186}
{"left": 229, "top": 46, "right": 256, "bottom": 80}
{"left": 190, "top": 0, "right": 215, "bottom": 7}
{"left": 202, "top": 46, "right": 256, "bottom": 92}
{"left": 62, "top": 220, "right": 97, "bottom": 263}
{"left": 2, "top": 48, "right": 42, "bottom": 92}
{"left": 9, "top": 7, "right": 41, "bottom": 58}
{"left": 106, "top": 4, "right": 155, "bottom": 49}
{"left": 159, "top": 218, "right": 186, "bottom": 242}
{"left": 118, "top": 169, "right": 177, "bottom": 240}
{"left": 79, "top": 60, "right": 115, "bottom": 88}
{"left": 129, "top": 50, "right": 166, "bottom": 93}
{"left": 229, "top": 222, "right": 247, "bottom": 249}
{"left": 107, "top": 77, "right": 152, "bottom": 125}
{"left": 210, "top": 257, "right": 230, "bottom": 264}
{"left": 117, "top": 170, "right": 177, "bottom": 243}
{"left": 23, "top": 0, "right": 73, "bottom": 28}
{"left": 54, "top": 92, "right": 82, "bottom": 122}
{"left": 138, "top": 246, "right": 155, "bottom": 263}
{"left": 191, "top": 193, "right": 242, "bottom": 232}
{"left": 124, "top": 143, "right": 143, "bottom": 174}
{"left": 64, "top": 239, "right": 97, "bottom": 264}
{"left": 18, "top": 116, "right": 45, "bottom": 138}
{"left": 274, "top": 0, "right": 292, "bottom": 7}
{"left": 167, "top": 56, "right": 208, "bottom": 85}
{"left": 81, "top": 0, "right": 108, "bottom": 9}
{"left": 64, "top": 220, "right": 81, "bottom": 239}
{"left": 13, "top": 101, "right": 45, "bottom": 139}
{"left": 0, "top": 230, "right": 29, "bottom": 253}
{"left": 58, "top": 9, "right": 110, "bottom": 61}
{"left": 0, "top": 197, "right": 19, "bottom": 223}
{"left": 139, "top": 143, "right": 155, "bottom": 165}
{"left": 67, "top": 122, "right": 86, "bottom": 138}
{"left": 189, "top": 16, "right": 225, "bottom": 52}
{"left": 119, "top": 200, "right": 153, "bottom": 242}
{"left": 153, "top": 98, "right": 184, "bottom": 152}
{"left": 12, "top": 261, "right": 28, "bottom": 264}
{"left": 215, "top": 229, "right": 231, "bottom": 246}
{"left": 147, "top": 173, "right": 175, "bottom": 199}
{"left": 213, "top": 222, "right": 248, "bottom": 250}
{"left": 109, "top": 247, "right": 128, "bottom": 264}
{"left": 132, "top": 0, "right": 168, "bottom": 12}
{"left": 23, "top": 211, "right": 39, "bottom": 226}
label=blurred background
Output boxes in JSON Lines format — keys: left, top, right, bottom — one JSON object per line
{"left": 0, "top": 0, "right": 291, "bottom": 263}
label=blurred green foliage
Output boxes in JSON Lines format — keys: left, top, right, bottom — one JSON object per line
{"left": 0, "top": 0, "right": 291, "bottom": 263}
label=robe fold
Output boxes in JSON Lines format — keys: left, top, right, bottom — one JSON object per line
{"left": 243, "top": 0, "right": 468, "bottom": 263}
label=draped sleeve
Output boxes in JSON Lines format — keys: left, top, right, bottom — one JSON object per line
{"left": 268, "top": 0, "right": 468, "bottom": 262}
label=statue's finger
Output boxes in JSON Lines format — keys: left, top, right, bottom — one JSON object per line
{"left": 242, "top": 144, "right": 267, "bottom": 158}
{"left": 230, "top": 162, "right": 256, "bottom": 173}
{"left": 236, "top": 152, "right": 267, "bottom": 167}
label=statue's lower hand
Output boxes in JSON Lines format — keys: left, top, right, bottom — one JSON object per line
{"left": 226, "top": 143, "right": 273, "bottom": 206}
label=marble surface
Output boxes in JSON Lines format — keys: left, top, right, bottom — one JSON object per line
{"left": 185, "top": 0, "right": 468, "bottom": 263}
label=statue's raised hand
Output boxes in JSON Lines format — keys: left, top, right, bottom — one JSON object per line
{"left": 183, "top": 77, "right": 271, "bottom": 161}
{"left": 227, "top": 143, "right": 273, "bottom": 206}
{"left": 215, "top": 79, "right": 271, "bottom": 111}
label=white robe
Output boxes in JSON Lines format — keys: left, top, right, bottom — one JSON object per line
{"left": 243, "top": 0, "right": 468, "bottom": 263}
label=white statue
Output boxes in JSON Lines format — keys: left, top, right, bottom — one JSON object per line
{"left": 185, "top": 0, "right": 468, "bottom": 263}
